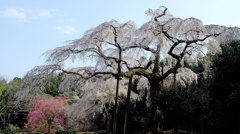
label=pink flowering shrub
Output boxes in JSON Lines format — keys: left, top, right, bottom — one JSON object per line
{"left": 26, "top": 95, "right": 69, "bottom": 133}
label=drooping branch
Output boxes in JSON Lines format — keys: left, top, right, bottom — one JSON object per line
{"left": 44, "top": 46, "right": 101, "bottom": 64}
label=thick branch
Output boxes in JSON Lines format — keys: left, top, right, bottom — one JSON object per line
{"left": 168, "top": 41, "right": 184, "bottom": 61}
{"left": 159, "top": 62, "right": 181, "bottom": 81}
{"left": 110, "top": 25, "right": 121, "bottom": 49}
{"left": 58, "top": 66, "right": 117, "bottom": 80}
{"left": 122, "top": 68, "right": 151, "bottom": 79}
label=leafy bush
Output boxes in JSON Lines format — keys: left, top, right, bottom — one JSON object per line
{"left": 27, "top": 132, "right": 49, "bottom": 134}
{"left": 76, "top": 132, "right": 95, "bottom": 134}
{"left": 96, "top": 130, "right": 107, "bottom": 134}
{"left": 43, "top": 75, "right": 62, "bottom": 96}
{"left": 56, "top": 130, "right": 77, "bottom": 134}
{"left": 0, "top": 124, "right": 20, "bottom": 134}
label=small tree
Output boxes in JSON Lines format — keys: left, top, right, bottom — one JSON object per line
{"left": 27, "top": 95, "right": 68, "bottom": 134}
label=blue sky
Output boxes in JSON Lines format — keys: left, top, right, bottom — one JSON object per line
{"left": 0, "top": 0, "right": 239, "bottom": 80}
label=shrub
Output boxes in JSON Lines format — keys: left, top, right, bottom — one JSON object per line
{"left": 27, "top": 132, "right": 49, "bottom": 134}
{"left": 56, "top": 130, "right": 77, "bottom": 134}
{"left": 26, "top": 95, "right": 69, "bottom": 134}
{"left": 0, "top": 124, "right": 20, "bottom": 134}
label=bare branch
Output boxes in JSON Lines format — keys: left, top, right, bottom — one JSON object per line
{"left": 154, "top": 6, "right": 168, "bottom": 22}
{"left": 187, "top": 45, "right": 205, "bottom": 56}
{"left": 123, "top": 43, "right": 156, "bottom": 53}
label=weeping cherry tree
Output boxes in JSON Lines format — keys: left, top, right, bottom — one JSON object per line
{"left": 15, "top": 6, "right": 223, "bottom": 133}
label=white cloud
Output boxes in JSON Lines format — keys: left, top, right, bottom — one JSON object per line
{"left": 55, "top": 25, "right": 79, "bottom": 34}
{"left": 39, "top": 9, "right": 52, "bottom": 17}
{"left": 1, "top": 8, "right": 56, "bottom": 21}
{"left": 2, "top": 8, "right": 25, "bottom": 19}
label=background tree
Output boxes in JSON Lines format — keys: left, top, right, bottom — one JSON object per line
{"left": 206, "top": 40, "right": 240, "bottom": 134}
{"left": 0, "top": 77, "right": 23, "bottom": 129}
{"left": 0, "top": 79, "right": 9, "bottom": 128}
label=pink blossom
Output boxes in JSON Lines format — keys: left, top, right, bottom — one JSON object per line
{"left": 27, "top": 95, "right": 69, "bottom": 133}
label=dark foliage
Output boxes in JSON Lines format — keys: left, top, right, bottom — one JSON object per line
{"left": 43, "top": 75, "right": 62, "bottom": 96}
{"left": 114, "top": 92, "right": 150, "bottom": 134}
{"left": 27, "top": 132, "right": 49, "bottom": 134}
{"left": 207, "top": 40, "right": 240, "bottom": 134}
{"left": 56, "top": 130, "right": 77, "bottom": 134}
{"left": 157, "top": 84, "right": 211, "bottom": 133}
